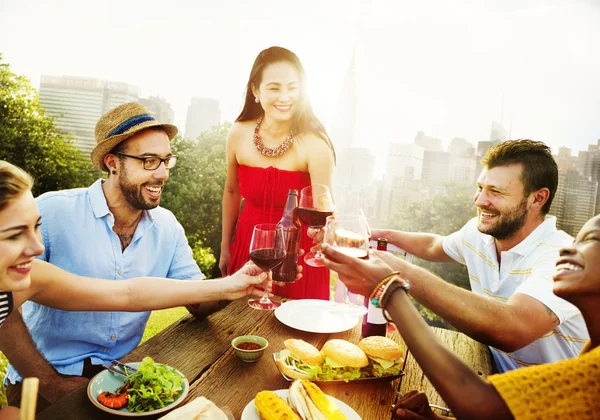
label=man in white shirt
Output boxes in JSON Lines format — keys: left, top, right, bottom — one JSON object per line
{"left": 328, "top": 140, "right": 588, "bottom": 372}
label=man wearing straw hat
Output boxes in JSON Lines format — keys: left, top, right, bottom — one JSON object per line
{"left": 0, "top": 102, "right": 226, "bottom": 410}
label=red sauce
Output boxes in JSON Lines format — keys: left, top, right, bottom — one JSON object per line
{"left": 237, "top": 342, "right": 263, "bottom": 350}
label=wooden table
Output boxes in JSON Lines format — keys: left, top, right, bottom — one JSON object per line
{"left": 38, "top": 299, "right": 494, "bottom": 419}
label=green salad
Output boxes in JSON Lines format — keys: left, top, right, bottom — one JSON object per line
{"left": 125, "top": 357, "right": 184, "bottom": 413}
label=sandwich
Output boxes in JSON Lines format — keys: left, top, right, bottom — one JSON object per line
{"left": 158, "top": 396, "right": 228, "bottom": 419}
{"left": 287, "top": 379, "right": 348, "bottom": 420}
{"left": 357, "top": 336, "right": 405, "bottom": 377}
{"left": 319, "top": 339, "right": 368, "bottom": 381}
{"left": 276, "top": 339, "right": 324, "bottom": 380}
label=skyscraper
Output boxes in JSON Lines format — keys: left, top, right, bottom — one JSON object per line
{"left": 414, "top": 131, "right": 442, "bottom": 151}
{"left": 184, "top": 97, "right": 220, "bottom": 139}
{"left": 490, "top": 121, "right": 507, "bottom": 142}
{"left": 551, "top": 169, "right": 598, "bottom": 237}
{"left": 139, "top": 96, "right": 175, "bottom": 124}
{"left": 333, "top": 147, "right": 378, "bottom": 219}
{"left": 379, "top": 142, "right": 425, "bottom": 222}
{"left": 329, "top": 48, "right": 359, "bottom": 151}
{"left": 39, "top": 76, "right": 140, "bottom": 155}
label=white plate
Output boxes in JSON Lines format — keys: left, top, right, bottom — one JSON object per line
{"left": 241, "top": 389, "right": 361, "bottom": 420}
{"left": 87, "top": 362, "right": 189, "bottom": 417}
{"left": 274, "top": 299, "right": 360, "bottom": 333}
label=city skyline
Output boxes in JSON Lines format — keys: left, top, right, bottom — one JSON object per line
{"left": 2, "top": 0, "right": 599, "bottom": 178}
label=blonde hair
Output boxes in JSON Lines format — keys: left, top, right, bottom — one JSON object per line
{"left": 0, "top": 160, "right": 33, "bottom": 211}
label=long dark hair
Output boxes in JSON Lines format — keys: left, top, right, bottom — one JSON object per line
{"left": 236, "top": 46, "right": 335, "bottom": 162}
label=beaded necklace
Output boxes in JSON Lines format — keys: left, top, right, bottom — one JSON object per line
{"left": 253, "top": 114, "right": 294, "bottom": 158}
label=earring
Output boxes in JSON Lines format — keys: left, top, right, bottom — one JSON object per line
{"left": 111, "top": 170, "right": 117, "bottom": 175}
{"left": 255, "top": 97, "right": 260, "bottom": 103}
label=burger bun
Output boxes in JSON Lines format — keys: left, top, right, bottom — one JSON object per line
{"left": 358, "top": 336, "right": 405, "bottom": 361}
{"left": 321, "top": 339, "right": 369, "bottom": 368}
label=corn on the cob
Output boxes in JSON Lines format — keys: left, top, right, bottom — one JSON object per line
{"left": 255, "top": 390, "right": 301, "bottom": 420}
{"left": 300, "top": 381, "right": 348, "bottom": 420}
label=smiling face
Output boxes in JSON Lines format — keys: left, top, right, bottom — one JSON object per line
{"left": 252, "top": 61, "right": 301, "bottom": 123}
{"left": 0, "top": 191, "right": 44, "bottom": 292}
{"left": 473, "top": 164, "right": 533, "bottom": 240}
{"left": 113, "top": 128, "right": 172, "bottom": 210}
{"left": 553, "top": 215, "right": 600, "bottom": 302}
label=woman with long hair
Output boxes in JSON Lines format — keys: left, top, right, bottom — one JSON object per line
{"left": 220, "top": 46, "right": 335, "bottom": 300}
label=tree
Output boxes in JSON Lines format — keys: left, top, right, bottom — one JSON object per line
{"left": 0, "top": 54, "right": 98, "bottom": 195}
{"left": 386, "top": 181, "right": 477, "bottom": 328}
{"left": 161, "top": 123, "right": 230, "bottom": 277}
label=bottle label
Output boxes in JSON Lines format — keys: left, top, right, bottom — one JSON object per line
{"left": 366, "top": 301, "right": 386, "bottom": 324}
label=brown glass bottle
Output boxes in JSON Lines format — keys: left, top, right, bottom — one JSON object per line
{"left": 361, "top": 238, "right": 388, "bottom": 337}
{"left": 272, "top": 190, "right": 301, "bottom": 283}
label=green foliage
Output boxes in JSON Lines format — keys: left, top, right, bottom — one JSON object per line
{"left": 191, "top": 236, "right": 217, "bottom": 277}
{"left": 161, "top": 123, "right": 229, "bottom": 277}
{"left": 386, "top": 182, "right": 476, "bottom": 328}
{"left": 0, "top": 54, "right": 98, "bottom": 195}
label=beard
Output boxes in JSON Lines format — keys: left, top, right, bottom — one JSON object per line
{"left": 477, "top": 197, "right": 529, "bottom": 240}
{"left": 118, "top": 164, "right": 162, "bottom": 210}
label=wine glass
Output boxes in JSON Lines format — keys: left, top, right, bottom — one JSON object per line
{"left": 298, "top": 185, "right": 335, "bottom": 267}
{"left": 324, "top": 213, "right": 370, "bottom": 307}
{"left": 248, "top": 223, "right": 286, "bottom": 310}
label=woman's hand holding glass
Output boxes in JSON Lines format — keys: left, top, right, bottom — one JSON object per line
{"left": 298, "top": 184, "right": 335, "bottom": 267}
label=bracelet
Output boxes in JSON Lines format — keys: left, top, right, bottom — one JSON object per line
{"left": 380, "top": 277, "right": 410, "bottom": 322}
{"left": 369, "top": 271, "right": 401, "bottom": 308}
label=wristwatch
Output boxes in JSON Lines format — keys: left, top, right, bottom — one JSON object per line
{"left": 380, "top": 276, "right": 410, "bottom": 322}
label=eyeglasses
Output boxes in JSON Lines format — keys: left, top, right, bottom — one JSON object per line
{"left": 114, "top": 152, "right": 178, "bottom": 170}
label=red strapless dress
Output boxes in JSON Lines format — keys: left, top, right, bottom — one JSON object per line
{"left": 227, "top": 165, "right": 330, "bottom": 300}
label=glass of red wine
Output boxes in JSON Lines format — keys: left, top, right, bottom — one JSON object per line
{"left": 298, "top": 184, "right": 335, "bottom": 267}
{"left": 248, "top": 223, "right": 286, "bottom": 310}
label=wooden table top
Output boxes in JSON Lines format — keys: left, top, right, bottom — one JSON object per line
{"left": 38, "top": 298, "right": 494, "bottom": 419}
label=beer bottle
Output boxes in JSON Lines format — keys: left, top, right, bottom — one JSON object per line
{"left": 361, "top": 238, "right": 388, "bottom": 337}
{"left": 272, "top": 190, "right": 301, "bottom": 283}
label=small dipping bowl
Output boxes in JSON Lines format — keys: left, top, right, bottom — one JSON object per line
{"left": 231, "top": 335, "right": 269, "bottom": 363}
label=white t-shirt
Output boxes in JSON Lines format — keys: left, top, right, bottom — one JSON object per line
{"left": 442, "top": 215, "right": 588, "bottom": 372}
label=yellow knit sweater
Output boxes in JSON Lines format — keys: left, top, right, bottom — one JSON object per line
{"left": 488, "top": 341, "right": 600, "bottom": 419}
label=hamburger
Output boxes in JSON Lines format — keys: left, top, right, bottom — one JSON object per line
{"left": 319, "top": 339, "right": 368, "bottom": 381}
{"left": 357, "top": 336, "right": 405, "bottom": 377}
{"left": 276, "top": 339, "right": 324, "bottom": 380}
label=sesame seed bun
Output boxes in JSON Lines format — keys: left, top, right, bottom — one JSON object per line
{"left": 321, "top": 339, "right": 369, "bottom": 368}
{"left": 358, "top": 336, "right": 405, "bottom": 361}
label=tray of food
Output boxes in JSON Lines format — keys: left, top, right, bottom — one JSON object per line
{"left": 273, "top": 336, "right": 405, "bottom": 383}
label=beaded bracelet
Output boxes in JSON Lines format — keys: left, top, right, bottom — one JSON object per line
{"left": 380, "top": 277, "right": 411, "bottom": 322}
{"left": 368, "top": 271, "right": 401, "bottom": 308}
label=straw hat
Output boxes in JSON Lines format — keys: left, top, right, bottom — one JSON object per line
{"left": 91, "top": 102, "right": 178, "bottom": 172}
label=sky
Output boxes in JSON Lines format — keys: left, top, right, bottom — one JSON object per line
{"left": 1, "top": 0, "right": 599, "bottom": 177}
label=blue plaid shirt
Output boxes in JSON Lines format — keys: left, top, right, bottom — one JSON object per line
{"left": 7, "top": 179, "right": 202, "bottom": 383}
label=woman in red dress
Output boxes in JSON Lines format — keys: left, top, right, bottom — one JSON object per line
{"left": 220, "top": 46, "right": 335, "bottom": 300}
